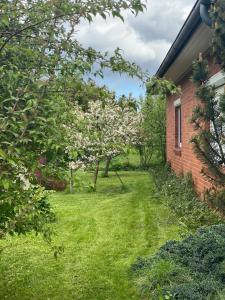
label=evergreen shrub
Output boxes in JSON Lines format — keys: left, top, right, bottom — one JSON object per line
{"left": 132, "top": 225, "right": 225, "bottom": 299}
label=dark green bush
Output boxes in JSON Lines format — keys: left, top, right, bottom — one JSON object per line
{"left": 150, "top": 165, "right": 223, "bottom": 231}
{"left": 109, "top": 161, "right": 139, "bottom": 171}
{"left": 132, "top": 225, "right": 225, "bottom": 300}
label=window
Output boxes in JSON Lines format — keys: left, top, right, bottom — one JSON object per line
{"left": 174, "top": 99, "right": 182, "bottom": 149}
{"left": 210, "top": 84, "right": 225, "bottom": 161}
{"left": 207, "top": 72, "right": 225, "bottom": 163}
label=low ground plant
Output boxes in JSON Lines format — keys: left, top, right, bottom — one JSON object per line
{"left": 0, "top": 171, "right": 181, "bottom": 300}
{"left": 131, "top": 166, "right": 225, "bottom": 299}
{"left": 150, "top": 165, "right": 223, "bottom": 231}
{"left": 132, "top": 225, "right": 225, "bottom": 300}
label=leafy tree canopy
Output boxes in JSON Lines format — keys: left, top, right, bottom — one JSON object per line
{"left": 0, "top": 0, "right": 146, "bottom": 238}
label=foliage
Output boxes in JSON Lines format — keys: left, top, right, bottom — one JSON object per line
{"left": 150, "top": 165, "right": 223, "bottom": 231}
{"left": 0, "top": 0, "right": 146, "bottom": 81}
{"left": 206, "top": 188, "right": 225, "bottom": 216}
{"left": 146, "top": 76, "right": 179, "bottom": 97}
{"left": 191, "top": 58, "right": 225, "bottom": 186}
{"left": 109, "top": 158, "right": 140, "bottom": 172}
{"left": 132, "top": 224, "right": 225, "bottom": 300}
{"left": 0, "top": 0, "right": 146, "bottom": 237}
{"left": 118, "top": 93, "right": 139, "bottom": 111}
{"left": 139, "top": 77, "right": 179, "bottom": 167}
{"left": 0, "top": 183, "right": 55, "bottom": 239}
{"left": 0, "top": 68, "right": 68, "bottom": 237}
{"left": 0, "top": 171, "right": 181, "bottom": 300}
{"left": 69, "top": 79, "right": 114, "bottom": 111}
{"left": 190, "top": 1, "right": 225, "bottom": 187}
{"left": 102, "top": 93, "right": 139, "bottom": 177}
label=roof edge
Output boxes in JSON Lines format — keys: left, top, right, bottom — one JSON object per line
{"left": 156, "top": 0, "right": 201, "bottom": 78}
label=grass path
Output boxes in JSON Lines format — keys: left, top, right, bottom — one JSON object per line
{"left": 0, "top": 171, "right": 180, "bottom": 300}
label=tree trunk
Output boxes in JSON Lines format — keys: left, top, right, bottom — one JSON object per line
{"left": 93, "top": 161, "right": 100, "bottom": 191}
{"left": 103, "top": 157, "right": 111, "bottom": 177}
{"left": 70, "top": 168, "right": 74, "bottom": 193}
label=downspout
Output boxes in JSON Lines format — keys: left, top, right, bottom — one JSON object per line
{"left": 200, "top": 0, "right": 214, "bottom": 27}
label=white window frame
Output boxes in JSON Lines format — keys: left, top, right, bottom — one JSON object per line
{"left": 174, "top": 98, "right": 181, "bottom": 107}
{"left": 208, "top": 71, "right": 225, "bottom": 163}
{"left": 208, "top": 71, "right": 225, "bottom": 88}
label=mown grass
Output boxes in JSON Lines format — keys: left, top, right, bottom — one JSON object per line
{"left": 0, "top": 171, "right": 180, "bottom": 300}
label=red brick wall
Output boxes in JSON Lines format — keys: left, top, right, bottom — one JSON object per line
{"left": 166, "top": 60, "right": 220, "bottom": 194}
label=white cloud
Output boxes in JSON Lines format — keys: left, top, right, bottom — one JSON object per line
{"left": 76, "top": 0, "right": 197, "bottom": 96}
{"left": 77, "top": 15, "right": 171, "bottom": 71}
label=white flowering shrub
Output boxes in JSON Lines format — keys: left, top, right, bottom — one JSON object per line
{"left": 66, "top": 98, "right": 141, "bottom": 189}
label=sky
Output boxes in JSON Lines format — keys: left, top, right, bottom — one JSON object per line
{"left": 77, "top": 0, "right": 197, "bottom": 98}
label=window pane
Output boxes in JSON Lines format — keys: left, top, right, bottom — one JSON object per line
{"left": 175, "top": 105, "right": 182, "bottom": 148}
{"left": 210, "top": 85, "right": 225, "bottom": 163}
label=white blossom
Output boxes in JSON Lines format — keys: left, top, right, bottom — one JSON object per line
{"left": 17, "top": 173, "right": 31, "bottom": 190}
{"left": 65, "top": 98, "right": 142, "bottom": 170}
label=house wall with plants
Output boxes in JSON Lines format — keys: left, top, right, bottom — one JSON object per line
{"left": 166, "top": 56, "right": 220, "bottom": 194}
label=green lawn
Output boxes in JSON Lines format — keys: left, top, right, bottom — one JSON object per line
{"left": 0, "top": 171, "right": 180, "bottom": 300}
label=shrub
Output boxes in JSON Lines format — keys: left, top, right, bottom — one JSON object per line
{"left": 35, "top": 165, "right": 67, "bottom": 191}
{"left": 150, "top": 165, "right": 223, "bottom": 231}
{"left": 109, "top": 161, "right": 139, "bottom": 172}
{"left": 36, "top": 175, "right": 67, "bottom": 191}
{"left": 206, "top": 189, "right": 225, "bottom": 216}
{"left": 0, "top": 185, "right": 55, "bottom": 238}
{"left": 132, "top": 225, "right": 225, "bottom": 300}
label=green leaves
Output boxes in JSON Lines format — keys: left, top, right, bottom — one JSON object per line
{"left": 1, "top": 15, "right": 9, "bottom": 27}
{"left": 112, "top": 11, "right": 124, "bottom": 22}
{"left": 0, "top": 149, "right": 7, "bottom": 160}
{"left": 146, "top": 76, "right": 180, "bottom": 97}
{"left": 2, "top": 179, "right": 10, "bottom": 190}
{"left": 0, "top": 0, "right": 147, "bottom": 239}
{"left": 192, "top": 59, "right": 209, "bottom": 85}
{"left": 141, "top": 78, "right": 180, "bottom": 165}
{"left": 131, "top": 0, "right": 146, "bottom": 15}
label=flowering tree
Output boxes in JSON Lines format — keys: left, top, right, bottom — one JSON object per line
{"left": 66, "top": 98, "right": 141, "bottom": 191}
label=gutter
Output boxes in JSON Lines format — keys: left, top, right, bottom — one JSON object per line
{"left": 156, "top": 0, "right": 213, "bottom": 78}
{"left": 200, "top": 0, "right": 213, "bottom": 26}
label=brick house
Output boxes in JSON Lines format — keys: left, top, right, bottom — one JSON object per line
{"left": 156, "top": 0, "right": 225, "bottom": 194}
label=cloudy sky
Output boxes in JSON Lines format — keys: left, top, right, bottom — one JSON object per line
{"left": 77, "top": 0, "right": 197, "bottom": 98}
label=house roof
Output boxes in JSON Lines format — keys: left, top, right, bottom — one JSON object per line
{"left": 156, "top": 0, "right": 211, "bottom": 82}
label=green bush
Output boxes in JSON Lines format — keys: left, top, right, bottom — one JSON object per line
{"left": 132, "top": 225, "right": 225, "bottom": 300}
{"left": 206, "top": 189, "right": 225, "bottom": 216}
{"left": 109, "top": 161, "right": 139, "bottom": 171}
{"left": 150, "top": 165, "right": 223, "bottom": 231}
{"left": 108, "top": 152, "right": 141, "bottom": 172}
